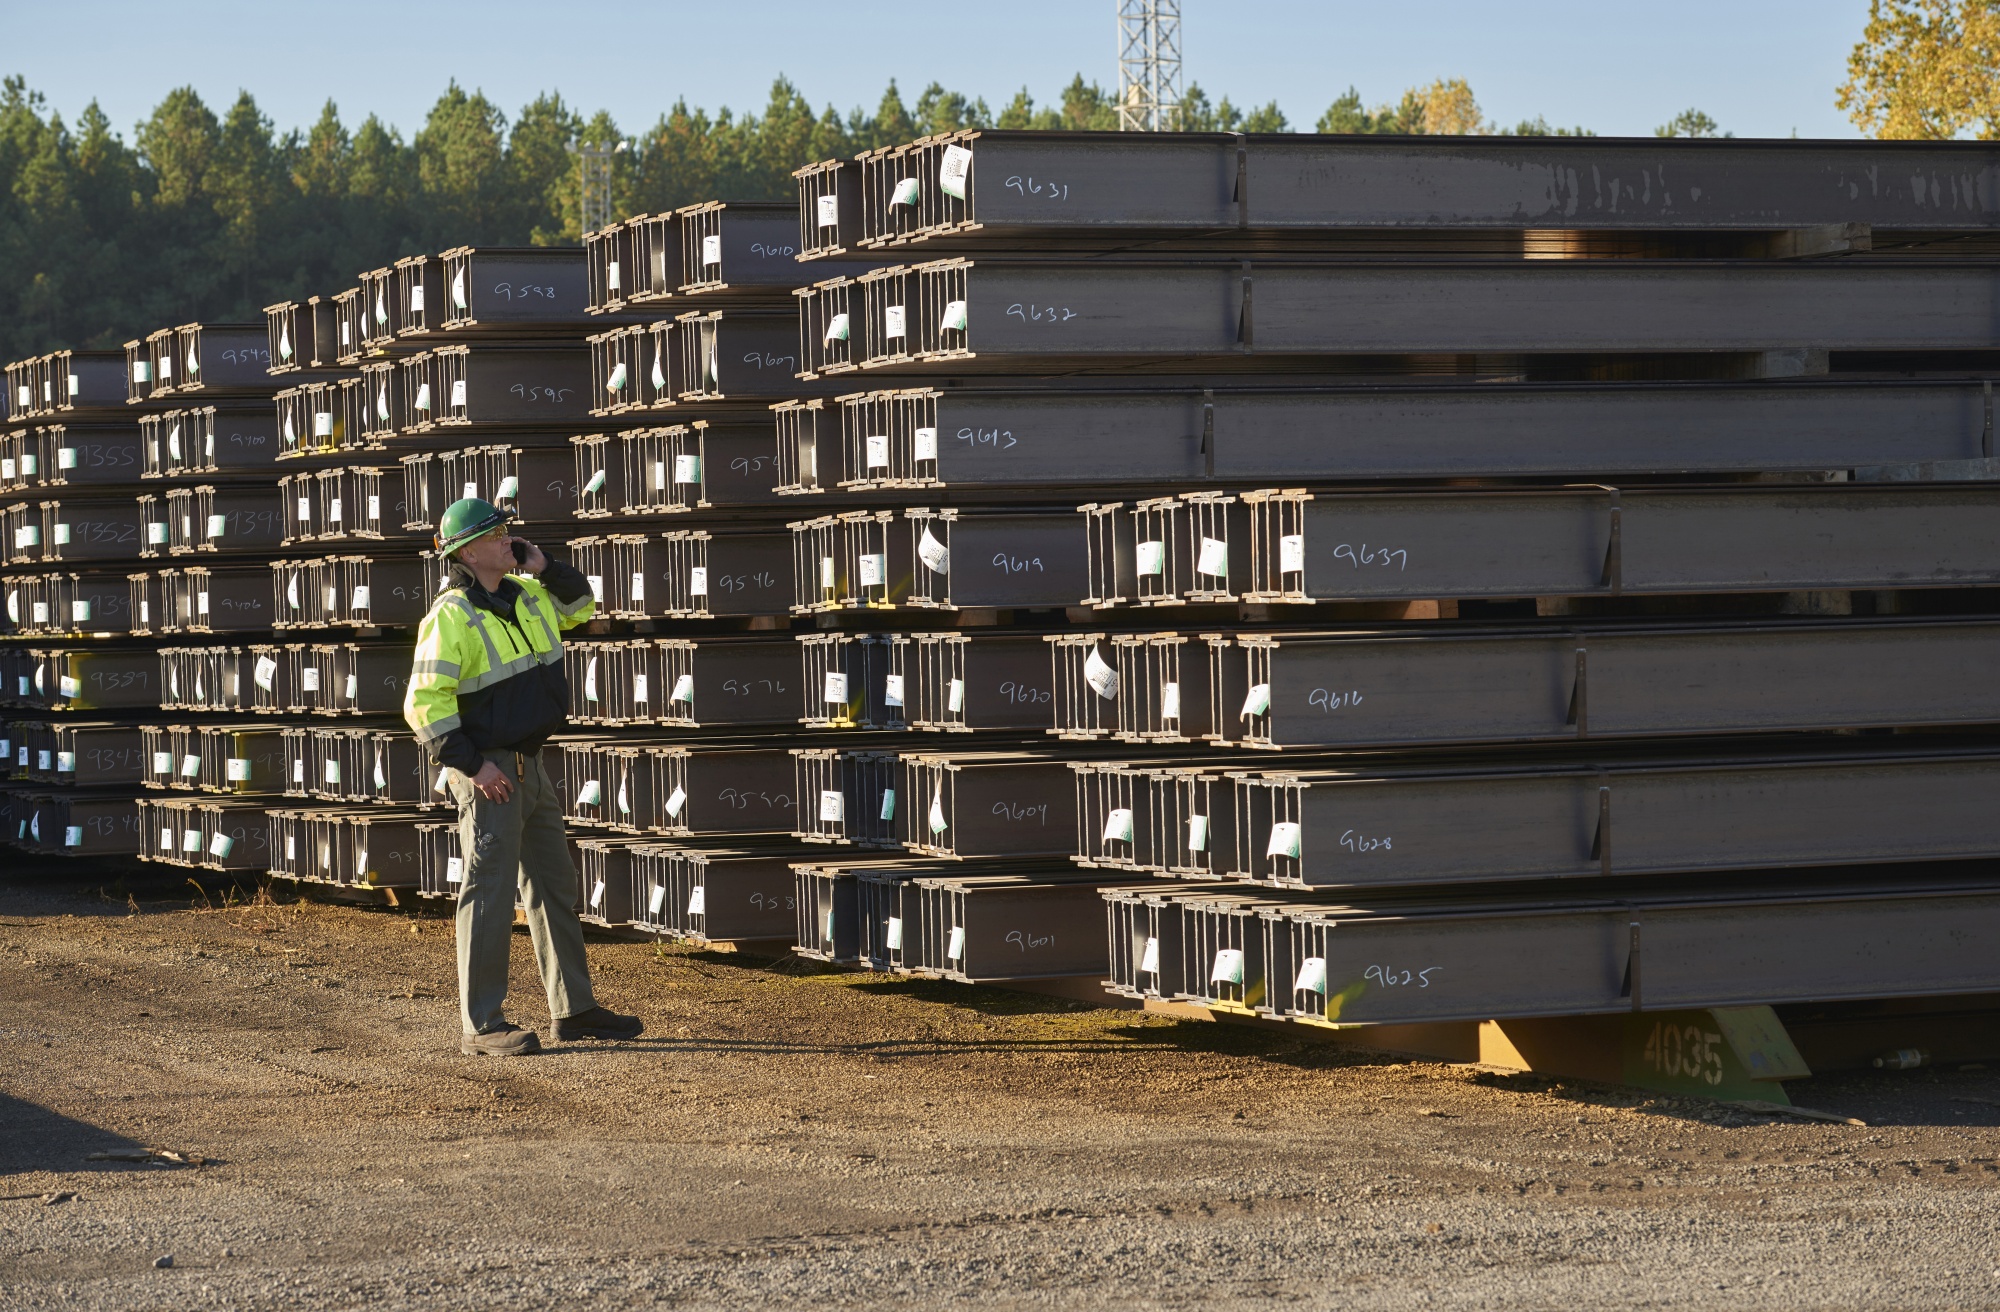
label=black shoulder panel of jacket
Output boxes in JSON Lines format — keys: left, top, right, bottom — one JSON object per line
{"left": 537, "top": 556, "right": 592, "bottom": 606}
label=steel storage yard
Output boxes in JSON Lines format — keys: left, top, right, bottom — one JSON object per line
{"left": 6, "top": 129, "right": 2000, "bottom": 1099}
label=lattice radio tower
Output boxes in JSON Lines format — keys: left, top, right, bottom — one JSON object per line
{"left": 1117, "top": 1, "right": 1183, "bottom": 132}
{"left": 568, "top": 138, "right": 629, "bottom": 234}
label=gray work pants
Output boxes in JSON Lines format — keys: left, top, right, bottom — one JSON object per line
{"left": 448, "top": 748, "right": 596, "bottom": 1035}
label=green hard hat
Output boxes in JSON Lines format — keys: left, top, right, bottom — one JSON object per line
{"left": 436, "top": 497, "right": 513, "bottom": 555}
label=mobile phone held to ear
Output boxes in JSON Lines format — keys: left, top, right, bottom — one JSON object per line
{"left": 511, "top": 540, "right": 530, "bottom": 565}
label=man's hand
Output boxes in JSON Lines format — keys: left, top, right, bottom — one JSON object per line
{"left": 471, "top": 759, "right": 514, "bottom": 803}
{"left": 511, "top": 537, "right": 547, "bottom": 575}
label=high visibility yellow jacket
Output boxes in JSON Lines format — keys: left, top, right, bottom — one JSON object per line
{"left": 403, "top": 559, "right": 596, "bottom": 774}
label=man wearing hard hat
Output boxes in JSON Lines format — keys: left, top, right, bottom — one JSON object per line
{"left": 404, "top": 497, "right": 643, "bottom": 1056}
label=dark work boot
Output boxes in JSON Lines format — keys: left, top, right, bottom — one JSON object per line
{"left": 553, "top": 1006, "right": 645, "bottom": 1041}
{"left": 460, "top": 1023, "right": 543, "bottom": 1057}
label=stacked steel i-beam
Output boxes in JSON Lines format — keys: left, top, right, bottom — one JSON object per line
{"left": 6, "top": 130, "right": 2000, "bottom": 1042}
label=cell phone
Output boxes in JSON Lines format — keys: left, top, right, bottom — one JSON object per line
{"left": 511, "top": 540, "right": 530, "bottom": 565}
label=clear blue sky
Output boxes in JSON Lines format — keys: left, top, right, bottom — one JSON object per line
{"left": 8, "top": 0, "right": 1874, "bottom": 143}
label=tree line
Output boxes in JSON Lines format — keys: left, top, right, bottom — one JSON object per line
{"left": 1, "top": 71, "right": 1729, "bottom": 364}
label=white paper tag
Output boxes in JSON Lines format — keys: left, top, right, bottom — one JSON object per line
{"left": 883, "top": 306, "right": 906, "bottom": 341}
{"left": 631, "top": 672, "right": 649, "bottom": 702}
{"left": 1279, "top": 533, "right": 1305, "bottom": 574}
{"left": 146, "top": 522, "right": 167, "bottom": 545}
{"left": 917, "top": 528, "right": 949, "bottom": 574}
{"left": 209, "top": 832, "right": 235, "bottom": 858}
{"left": 206, "top": 514, "right": 226, "bottom": 538}
{"left": 883, "top": 674, "right": 905, "bottom": 707}
{"left": 939, "top": 144, "right": 972, "bottom": 200}
{"left": 1102, "top": 808, "right": 1134, "bottom": 843}
{"left": 606, "top": 260, "right": 622, "bottom": 293}
{"left": 52, "top": 523, "right": 70, "bottom": 546}
{"left": 153, "top": 751, "right": 172, "bottom": 775}
{"left": 583, "top": 656, "right": 599, "bottom": 703}
{"left": 823, "top": 312, "right": 850, "bottom": 344}
{"left": 182, "top": 828, "right": 203, "bottom": 853}
{"left": 1196, "top": 537, "right": 1229, "bottom": 578}
{"left": 58, "top": 447, "right": 78, "bottom": 469}
{"left": 684, "top": 884, "right": 706, "bottom": 916}
{"left": 226, "top": 757, "right": 252, "bottom": 781}
{"left": 451, "top": 379, "right": 466, "bottom": 407}
{"left": 323, "top": 758, "right": 341, "bottom": 784}
{"left": 913, "top": 427, "right": 937, "bottom": 462}
{"left": 939, "top": 300, "right": 968, "bottom": 332}
{"left": 58, "top": 674, "right": 80, "bottom": 698}
{"left": 56, "top": 751, "right": 75, "bottom": 772}
{"left": 180, "top": 753, "right": 202, "bottom": 777}
{"left": 688, "top": 566, "right": 708, "bottom": 596}
{"left": 2, "top": 459, "right": 14, "bottom": 479}
{"left": 1083, "top": 646, "right": 1119, "bottom": 700}
{"left": 946, "top": 678, "right": 964, "bottom": 713}
{"left": 1136, "top": 540, "right": 1165, "bottom": 577}
{"left": 65, "top": 825, "right": 83, "bottom": 848}
{"left": 670, "top": 673, "right": 694, "bottom": 703}
{"left": 368, "top": 495, "right": 380, "bottom": 521}
{"left": 590, "top": 879, "right": 606, "bottom": 909}
{"left": 630, "top": 572, "right": 645, "bottom": 602}
{"left": 1160, "top": 681, "right": 1181, "bottom": 721}
{"left": 446, "top": 857, "right": 464, "bottom": 884}
{"left": 134, "top": 361, "right": 152, "bottom": 383}
{"left": 1139, "top": 936, "right": 1160, "bottom": 975}
{"left": 1240, "top": 683, "right": 1270, "bottom": 718}
{"left": 293, "top": 759, "right": 305, "bottom": 783}
{"left": 700, "top": 233, "right": 722, "bottom": 266}
{"left": 1294, "top": 957, "right": 1328, "bottom": 995}
{"left": 647, "top": 882, "right": 665, "bottom": 913}
{"left": 650, "top": 353, "right": 666, "bottom": 391}
{"left": 301, "top": 667, "right": 320, "bottom": 692}
{"left": 15, "top": 526, "right": 38, "bottom": 548}
{"left": 296, "top": 496, "right": 312, "bottom": 523}
{"left": 816, "top": 194, "right": 840, "bottom": 228}
{"left": 885, "top": 916, "right": 904, "bottom": 950}
{"left": 71, "top": 599, "right": 92, "bottom": 623}
{"left": 823, "top": 671, "right": 848, "bottom": 703}
{"left": 928, "top": 792, "right": 948, "bottom": 835}
{"left": 674, "top": 453, "right": 701, "bottom": 484}
{"left": 891, "top": 177, "right": 921, "bottom": 207}
{"left": 946, "top": 925, "right": 965, "bottom": 961}
{"left": 410, "top": 284, "right": 426, "bottom": 312}
{"left": 865, "top": 433, "right": 889, "bottom": 468}
{"left": 413, "top": 382, "right": 432, "bottom": 412}
{"left": 1266, "top": 821, "right": 1302, "bottom": 859}
{"left": 1211, "top": 948, "right": 1245, "bottom": 985}
{"left": 606, "top": 361, "right": 627, "bottom": 394}
{"left": 576, "top": 779, "right": 602, "bottom": 806}
{"left": 879, "top": 788, "right": 896, "bottom": 821}
{"left": 819, "top": 556, "right": 835, "bottom": 590}
{"left": 584, "top": 468, "right": 607, "bottom": 495}
{"left": 819, "top": 789, "right": 845, "bottom": 822}
{"left": 587, "top": 575, "right": 604, "bottom": 603}
{"left": 285, "top": 576, "right": 299, "bottom": 609}
{"left": 1187, "top": 814, "right": 1210, "bottom": 852}
{"left": 253, "top": 655, "right": 277, "bottom": 690}
{"left": 857, "top": 553, "right": 885, "bottom": 587}
{"left": 344, "top": 673, "right": 358, "bottom": 699}
{"left": 664, "top": 786, "right": 687, "bottom": 818}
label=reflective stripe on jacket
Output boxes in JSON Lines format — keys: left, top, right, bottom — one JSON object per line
{"left": 404, "top": 568, "right": 596, "bottom": 773}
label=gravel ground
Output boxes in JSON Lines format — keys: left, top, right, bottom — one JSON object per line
{"left": 3, "top": 867, "right": 1998, "bottom": 1311}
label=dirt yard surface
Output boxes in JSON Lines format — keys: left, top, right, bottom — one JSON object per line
{"left": 3, "top": 867, "right": 1999, "bottom": 1311}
